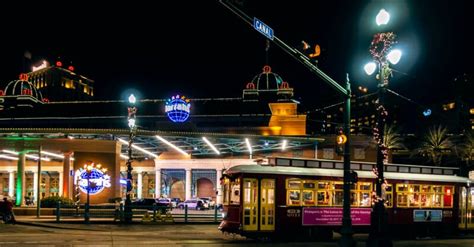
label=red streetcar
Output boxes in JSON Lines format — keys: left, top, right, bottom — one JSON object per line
{"left": 218, "top": 157, "right": 474, "bottom": 240}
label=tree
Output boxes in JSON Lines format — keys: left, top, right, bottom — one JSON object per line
{"left": 415, "top": 125, "right": 453, "bottom": 166}
{"left": 456, "top": 130, "right": 474, "bottom": 168}
{"left": 383, "top": 124, "right": 405, "bottom": 162}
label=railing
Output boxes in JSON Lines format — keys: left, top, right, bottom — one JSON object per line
{"left": 53, "top": 203, "right": 223, "bottom": 223}
{"left": 268, "top": 157, "right": 459, "bottom": 176}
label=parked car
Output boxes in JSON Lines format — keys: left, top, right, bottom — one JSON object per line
{"left": 199, "top": 197, "right": 215, "bottom": 209}
{"left": 170, "top": 198, "right": 182, "bottom": 208}
{"left": 177, "top": 199, "right": 205, "bottom": 210}
{"left": 156, "top": 198, "right": 172, "bottom": 207}
{"left": 131, "top": 198, "right": 157, "bottom": 207}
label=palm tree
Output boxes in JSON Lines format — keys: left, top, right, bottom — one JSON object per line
{"left": 415, "top": 125, "right": 453, "bottom": 166}
{"left": 457, "top": 130, "right": 474, "bottom": 168}
{"left": 383, "top": 124, "right": 405, "bottom": 162}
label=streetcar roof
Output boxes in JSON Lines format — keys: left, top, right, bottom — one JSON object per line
{"left": 225, "top": 164, "right": 473, "bottom": 184}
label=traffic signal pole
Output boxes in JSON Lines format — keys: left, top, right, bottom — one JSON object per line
{"left": 219, "top": 1, "right": 354, "bottom": 246}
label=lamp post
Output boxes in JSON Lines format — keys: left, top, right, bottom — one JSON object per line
{"left": 83, "top": 162, "right": 107, "bottom": 224}
{"left": 366, "top": 9, "right": 401, "bottom": 247}
{"left": 124, "top": 94, "right": 137, "bottom": 223}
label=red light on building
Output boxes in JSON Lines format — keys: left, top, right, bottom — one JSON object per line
{"left": 68, "top": 65, "right": 75, "bottom": 71}
{"left": 56, "top": 61, "right": 63, "bottom": 67}
{"left": 262, "top": 65, "right": 272, "bottom": 74}
{"left": 19, "top": 73, "right": 29, "bottom": 81}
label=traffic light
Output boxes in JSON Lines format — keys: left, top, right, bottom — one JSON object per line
{"left": 349, "top": 171, "right": 358, "bottom": 184}
{"left": 335, "top": 128, "right": 346, "bottom": 155}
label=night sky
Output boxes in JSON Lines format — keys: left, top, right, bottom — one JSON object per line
{"left": 0, "top": 0, "right": 470, "bottom": 110}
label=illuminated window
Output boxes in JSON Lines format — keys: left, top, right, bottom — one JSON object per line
{"left": 286, "top": 178, "right": 302, "bottom": 206}
{"left": 384, "top": 184, "right": 393, "bottom": 207}
{"left": 64, "top": 80, "right": 75, "bottom": 89}
{"left": 302, "top": 180, "right": 316, "bottom": 206}
{"left": 396, "top": 184, "right": 453, "bottom": 208}
{"left": 442, "top": 102, "right": 455, "bottom": 111}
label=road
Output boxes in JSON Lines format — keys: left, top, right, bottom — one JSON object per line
{"left": 0, "top": 223, "right": 473, "bottom": 246}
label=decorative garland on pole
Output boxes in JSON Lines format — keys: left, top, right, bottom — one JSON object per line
{"left": 369, "top": 32, "right": 397, "bottom": 205}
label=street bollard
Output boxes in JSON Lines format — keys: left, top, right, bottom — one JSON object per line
{"left": 214, "top": 206, "right": 218, "bottom": 223}
{"left": 153, "top": 204, "right": 157, "bottom": 222}
{"left": 120, "top": 202, "right": 124, "bottom": 222}
{"left": 184, "top": 204, "right": 188, "bottom": 223}
{"left": 56, "top": 201, "right": 61, "bottom": 223}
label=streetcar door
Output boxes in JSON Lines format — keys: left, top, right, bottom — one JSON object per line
{"left": 460, "top": 186, "right": 474, "bottom": 230}
{"left": 242, "top": 178, "right": 258, "bottom": 231}
{"left": 260, "top": 179, "right": 275, "bottom": 231}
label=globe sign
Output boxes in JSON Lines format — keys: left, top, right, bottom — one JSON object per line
{"left": 77, "top": 168, "right": 111, "bottom": 195}
{"left": 165, "top": 95, "right": 191, "bottom": 122}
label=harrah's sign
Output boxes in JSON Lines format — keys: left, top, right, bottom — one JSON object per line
{"left": 165, "top": 102, "right": 190, "bottom": 113}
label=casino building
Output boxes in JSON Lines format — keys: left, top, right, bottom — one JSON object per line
{"left": 0, "top": 65, "right": 380, "bottom": 206}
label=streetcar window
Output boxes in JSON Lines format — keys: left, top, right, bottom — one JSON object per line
{"left": 317, "top": 191, "right": 331, "bottom": 206}
{"left": 383, "top": 184, "right": 393, "bottom": 207}
{"left": 286, "top": 178, "right": 303, "bottom": 206}
{"left": 303, "top": 181, "right": 316, "bottom": 189}
{"left": 287, "top": 179, "right": 302, "bottom": 189}
{"left": 333, "top": 191, "right": 344, "bottom": 206}
{"left": 288, "top": 190, "right": 301, "bottom": 206}
{"left": 303, "top": 191, "right": 315, "bottom": 206}
{"left": 317, "top": 181, "right": 332, "bottom": 206}
{"left": 230, "top": 179, "right": 240, "bottom": 205}
{"left": 396, "top": 184, "right": 454, "bottom": 208}
{"left": 350, "top": 191, "right": 358, "bottom": 206}
{"left": 444, "top": 186, "right": 453, "bottom": 207}
{"left": 223, "top": 178, "right": 230, "bottom": 205}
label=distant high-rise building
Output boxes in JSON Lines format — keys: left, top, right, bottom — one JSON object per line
{"left": 27, "top": 60, "right": 94, "bottom": 101}
{"left": 439, "top": 73, "right": 474, "bottom": 132}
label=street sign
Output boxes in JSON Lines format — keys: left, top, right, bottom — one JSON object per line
{"left": 253, "top": 17, "right": 274, "bottom": 40}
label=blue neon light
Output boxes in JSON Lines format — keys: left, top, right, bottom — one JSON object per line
{"left": 165, "top": 94, "right": 191, "bottom": 122}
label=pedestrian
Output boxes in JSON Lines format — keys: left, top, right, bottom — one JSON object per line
{"left": 2, "top": 197, "right": 16, "bottom": 224}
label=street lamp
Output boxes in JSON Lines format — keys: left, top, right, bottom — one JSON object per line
{"left": 124, "top": 94, "right": 137, "bottom": 223}
{"left": 366, "top": 9, "right": 400, "bottom": 247}
{"left": 83, "top": 162, "right": 107, "bottom": 224}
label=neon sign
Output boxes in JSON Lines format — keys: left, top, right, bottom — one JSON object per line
{"left": 165, "top": 94, "right": 191, "bottom": 122}
{"left": 74, "top": 167, "right": 111, "bottom": 195}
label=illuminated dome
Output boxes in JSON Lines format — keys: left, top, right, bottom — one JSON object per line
{"left": 3, "top": 74, "right": 43, "bottom": 101}
{"left": 250, "top": 65, "right": 286, "bottom": 90}
{"left": 243, "top": 65, "right": 294, "bottom": 101}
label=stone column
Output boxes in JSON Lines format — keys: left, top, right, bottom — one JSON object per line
{"left": 33, "top": 171, "right": 38, "bottom": 202}
{"left": 137, "top": 172, "right": 143, "bottom": 199}
{"left": 185, "top": 169, "right": 192, "bottom": 200}
{"left": 155, "top": 169, "right": 161, "bottom": 198}
{"left": 16, "top": 152, "right": 26, "bottom": 206}
{"left": 59, "top": 172, "right": 64, "bottom": 197}
{"left": 8, "top": 171, "right": 15, "bottom": 198}
{"left": 216, "top": 169, "right": 223, "bottom": 205}
{"left": 62, "top": 153, "right": 72, "bottom": 198}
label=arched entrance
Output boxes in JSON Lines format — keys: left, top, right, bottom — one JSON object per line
{"left": 170, "top": 180, "right": 185, "bottom": 201}
{"left": 196, "top": 178, "right": 215, "bottom": 199}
